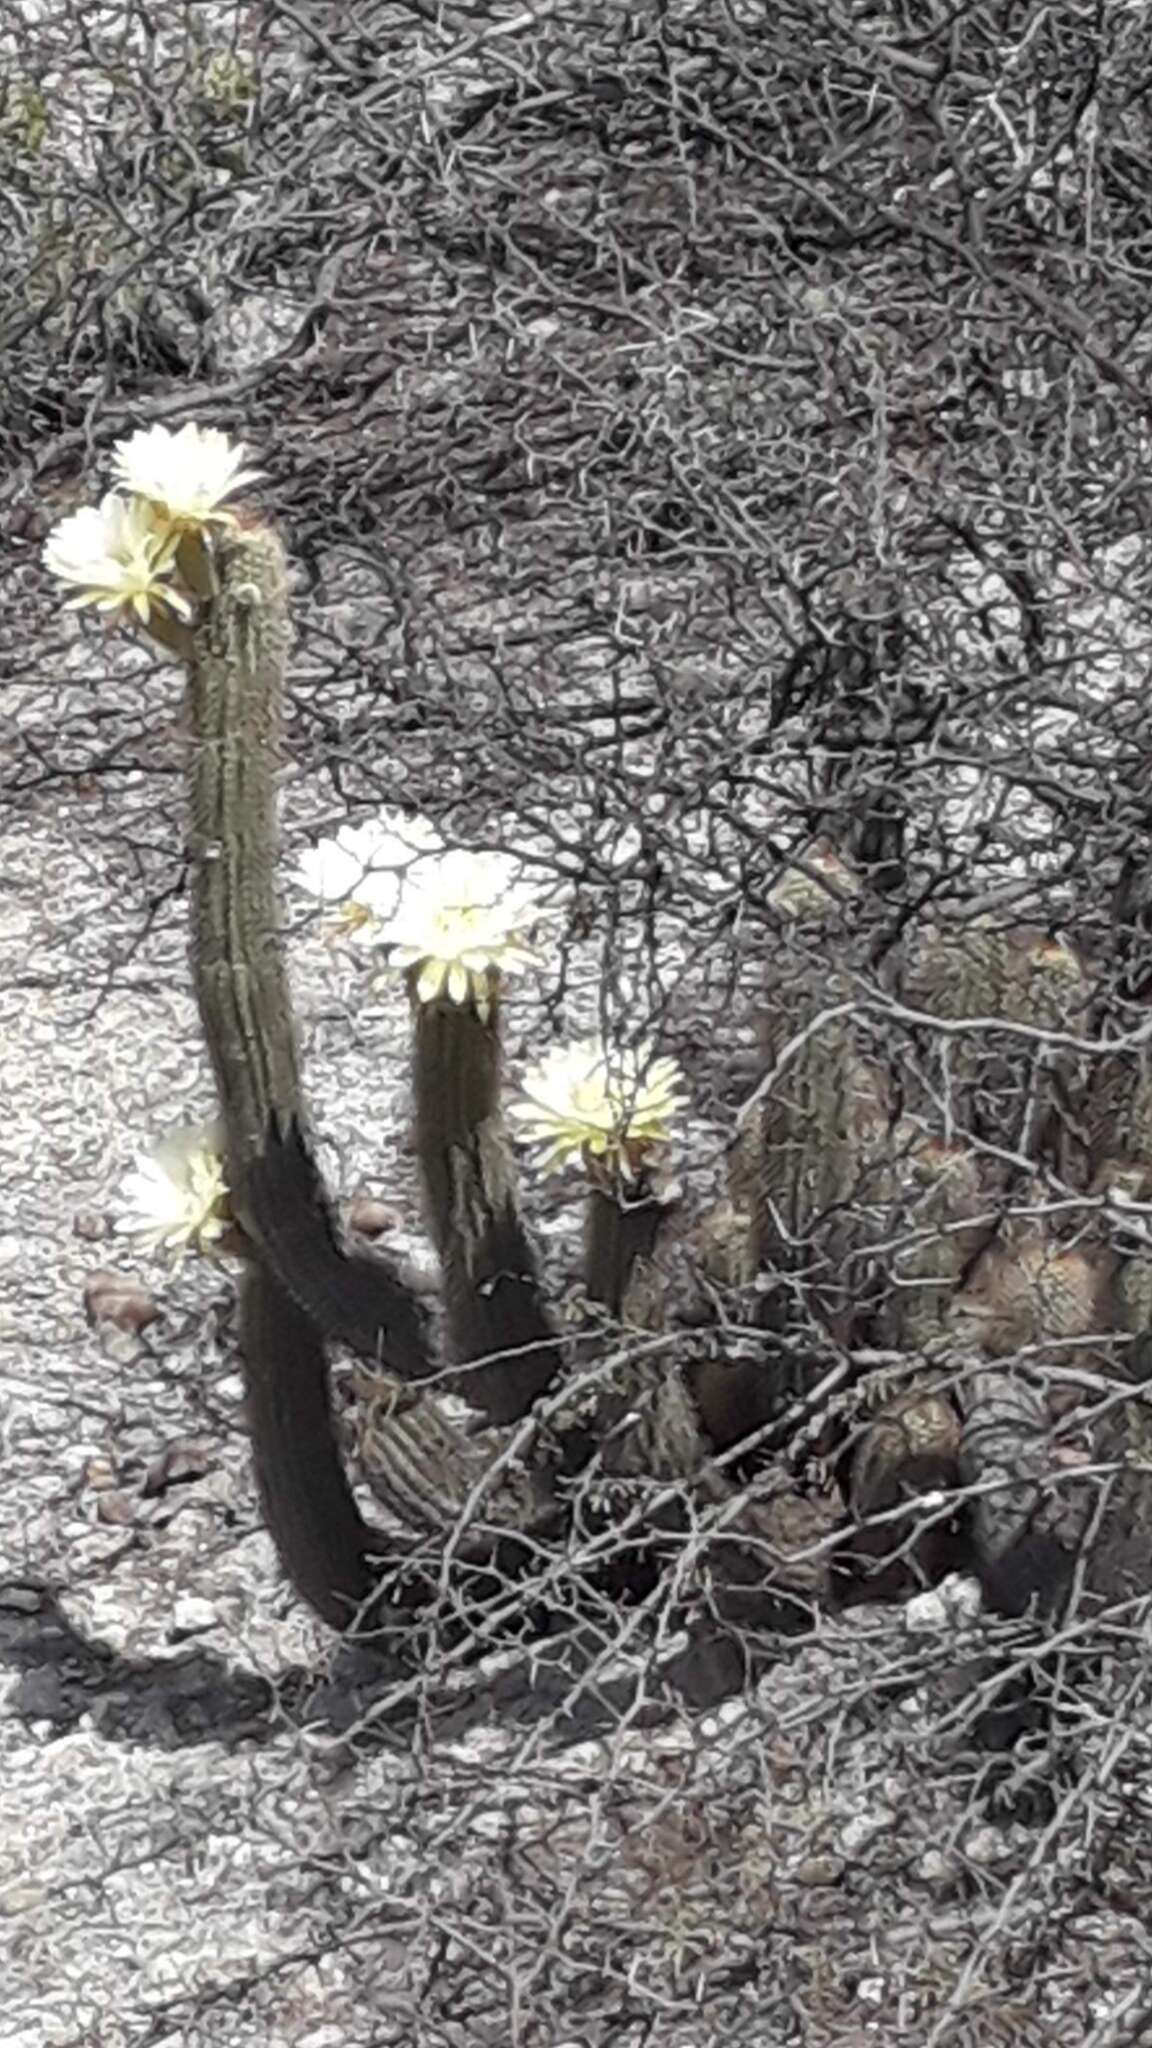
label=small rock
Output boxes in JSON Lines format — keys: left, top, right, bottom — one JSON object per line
{"left": 96, "top": 1323, "right": 152, "bottom": 1367}
{"left": 793, "top": 1855, "right": 845, "bottom": 1887}
{"left": 83, "top": 1268, "right": 161, "bottom": 1334}
{"left": 96, "top": 1491, "right": 137, "bottom": 1526}
{"left": 215, "top": 1372, "right": 245, "bottom": 1403}
{"left": 169, "top": 1595, "right": 219, "bottom": 1640}
{"left": 904, "top": 1588, "right": 954, "bottom": 1634}
{"left": 839, "top": 1809, "right": 895, "bottom": 1857}
{"left": 804, "top": 1890, "right": 849, "bottom": 1926}
{"left": 906, "top": 1573, "right": 983, "bottom": 1633}
{"left": 964, "top": 1825, "right": 1010, "bottom": 1868}
{"left": 143, "top": 1439, "right": 214, "bottom": 1496}
{"left": 943, "top": 1572, "right": 983, "bottom": 1623}
{"left": 14, "top": 1666, "right": 70, "bottom": 1723}
{"left": 0, "top": 1583, "right": 46, "bottom": 1614}
{"left": 0, "top": 1882, "right": 47, "bottom": 1916}
{"left": 699, "top": 1696, "right": 749, "bottom": 1740}
{"left": 66, "top": 1529, "right": 140, "bottom": 1574}
{"left": 390, "top": 1234, "right": 441, "bottom": 1296}
{"left": 916, "top": 1848, "right": 954, "bottom": 1886}
{"left": 348, "top": 1194, "right": 400, "bottom": 1239}
{"left": 72, "top": 1208, "right": 112, "bottom": 1243}
{"left": 83, "top": 1454, "right": 118, "bottom": 1491}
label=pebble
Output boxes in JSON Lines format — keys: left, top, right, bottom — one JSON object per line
{"left": 0, "top": 1583, "right": 46, "bottom": 1614}
{"left": 83, "top": 1268, "right": 161, "bottom": 1334}
{"left": 96, "top": 1491, "right": 138, "bottom": 1526}
{"left": 72, "top": 1208, "right": 113, "bottom": 1242}
{"left": 169, "top": 1595, "right": 220, "bottom": 1640}
{"left": 347, "top": 1194, "right": 399, "bottom": 1238}
{"left": 904, "top": 1588, "right": 953, "bottom": 1633}
{"left": 793, "top": 1854, "right": 845, "bottom": 1886}
{"left": 904, "top": 1574, "right": 982, "bottom": 1634}
{"left": 964, "top": 1825, "right": 1010, "bottom": 1867}
{"left": 0, "top": 1882, "right": 47, "bottom": 1916}
{"left": 839, "top": 1809, "right": 895, "bottom": 1856}
{"left": 142, "top": 1440, "right": 214, "bottom": 1496}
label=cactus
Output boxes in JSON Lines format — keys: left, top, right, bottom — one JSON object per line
{"left": 409, "top": 980, "right": 563, "bottom": 1425}
{"left": 583, "top": 1180, "right": 672, "bottom": 1320}
{"left": 184, "top": 525, "right": 572, "bottom": 1597}
{"left": 49, "top": 428, "right": 1152, "bottom": 1668}
{"left": 897, "top": 920, "right": 1090, "bottom": 1176}
{"left": 959, "top": 1368, "right": 1091, "bottom": 1621}
{"left": 186, "top": 524, "right": 435, "bottom": 1379}
{"left": 236, "top": 1261, "right": 380, "bottom": 1627}
{"left": 732, "top": 845, "right": 896, "bottom": 1351}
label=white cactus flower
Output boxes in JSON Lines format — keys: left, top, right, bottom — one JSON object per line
{"left": 292, "top": 813, "right": 444, "bottom": 940}
{"left": 510, "top": 1035, "right": 688, "bottom": 1175}
{"left": 115, "top": 1121, "right": 232, "bottom": 1259}
{"left": 110, "top": 421, "right": 262, "bottom": 528}
{"left": 42, "top": 492, "right": 190, "bottom": 624}
{"left": 377, "top": 847, "right": 551, "bottom": 1012}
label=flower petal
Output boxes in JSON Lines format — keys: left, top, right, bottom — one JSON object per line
{"left": 416, "top": 957, "right": 445, "bottom": 1006}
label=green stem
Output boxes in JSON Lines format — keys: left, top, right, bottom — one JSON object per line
{"left": 184, "top": 522, "right": 437, "bottom": 1625}
{"left": 237, "top": 1263, "right": 376, "bottom": 1627}
{"left": 186, "top": 524, "right": 432, "bottom": 1381}
{"left": 411, "top": 980, "right": 564, "bottom": 1424}
{"left": 583, "top": 1176, "right": 668, "bottom": 1317}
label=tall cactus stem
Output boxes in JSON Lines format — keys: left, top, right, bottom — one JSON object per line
{"left": 186, "top": 522, "right": 432, "bottom": 1380}
{"left": 184, "top": 520, "right": 435, "bottom": 1623}
{"left": 237, "top": 1261, "right": 377, "bottom": 1627}
{"left": 583, "top": 1176, "right": 669, "bottom": 1318}
{"left": 410, "top": 974, "right": 564, "bottom": 1424}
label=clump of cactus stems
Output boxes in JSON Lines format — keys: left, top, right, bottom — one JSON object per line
{"left": 52, "top": 427, "right": 1122, "bottom": 1652}
{"left": 46, "top": 422, "right": 691, "bottom": 1627}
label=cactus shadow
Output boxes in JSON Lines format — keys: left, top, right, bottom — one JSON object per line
{"left": 0, "top": 1586, "right": 690, "bottom": 1755}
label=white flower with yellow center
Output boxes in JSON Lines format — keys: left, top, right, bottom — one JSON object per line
{"left": 115, "top": 1121, "right": 232, "bottom": 1259}
{"left": 110, "top": 421, "right": 262, "bottom": 529}
{"left": 293, "top": 814, "right": 443, "bottom": 941}
{"left": 510, "top": 1036, "right": 688, "bottom": 1175}
{"left": 376, "top": 847, "right": 549, "bottom": 1010}
{"left": 42, "top": 493, "right": 190, "bottom": 624}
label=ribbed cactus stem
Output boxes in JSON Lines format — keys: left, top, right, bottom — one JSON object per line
{"left": 187, "top": 523, "right": 299, "bottom": 1158}
{"left": 583, "top": 1174, "right": 668, "bottom": 1317}
{"left": 186, "top": 522, "right": 431, "bottom": 1381}
{"left": 410, "top": 973, "right": 563, "bottom": 1424}
{"left": 237, "top": 1261, "right": 377, "bottom": 1627}
{"left": 184, "top": 521, "right": 435, "bottom": 1625}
